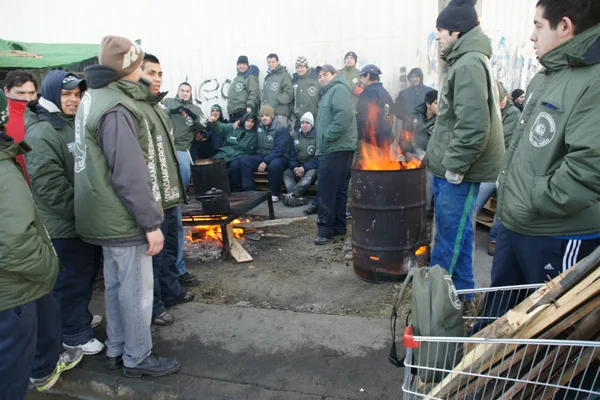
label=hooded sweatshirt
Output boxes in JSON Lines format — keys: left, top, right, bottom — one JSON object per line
{"left": 24, "top": 70, "right": 80, "bottom": 239}
{"left": 210, "top": 113, "right": 259, "bottom": 162}
{"left": 394, "top": 68, "right": 434, "bottom": 120}
{"left": 163, "top": 87, "right": 205, "bottom": 151}
{"left": 228, "top": 65, "right": 260, "bottom": 116}
{"left": 426, "top": 25, "right": 504, "bottom": 183}
{"left": 261, "top": 64, "right": 293, "bottom": 117}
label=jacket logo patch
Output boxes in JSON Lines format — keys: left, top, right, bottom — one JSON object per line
{"left": 67, "top": 141, "right": 76, "bottom": 154}
{"left": 258, "top": 128, "right": 263, "bottom": 133}
{"left": 270, "top": 82, "right": 279, "bottom": 91}
{"left": 74, "top": 93, "right": 91, "bottom": 173}
{"left": 235, "top": 83, "right": 244, "bottom": 92}
{"left": 352, "top": 77, "right": 358, "bottom": 84}
{"left": 307, "top": 145, "right": 316, "bottom": 155}
{"left": 266, "top": 135, "right": 273, "bottom": 141}
{"left": 308, "top": 87, "right": 317, "bottom": 97}
{"left": 185, "top": 116, "right": 194, "bottom": 126}
{"left": 529, "top": 112, "right": 556, "bottom": 148}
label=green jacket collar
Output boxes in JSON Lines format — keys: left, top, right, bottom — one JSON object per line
{"left": 138, "top": 79, "right": 168, "bottom": 105}
{"left": 321, "top": 76, "right": 347, "bottom": 94}
{"left": 442, "top": 25, "right": 492, "bottom": 64}
{"left": 108, "top": 78, "right": 147, "bottom": 102}
{"left": 539, "top": 23, "right": 600, "bottom": 72}
{"left": 0, "top": 134, "right": 31, "bottom": 161}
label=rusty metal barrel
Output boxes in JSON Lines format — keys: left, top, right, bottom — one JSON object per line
{"left": 351, "top": 167, "right": 429, "bottom": 283}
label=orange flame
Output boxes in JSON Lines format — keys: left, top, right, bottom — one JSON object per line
{"left": 370, "top": 256, "right": 380, "bottom": 261}
{"left": 186, "top": 218, "right": 249, "bottom": 244}
{"left": 356, "top": 104, "right": 422, "bottom": 171}
{"left": 415, "top": 246, "right": 427, "bottom": 257}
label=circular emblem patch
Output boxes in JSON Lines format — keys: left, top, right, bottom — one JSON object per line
{"left": 185, "top": 117, "right": 194, "bottom": 126}
{"left": 529, "top": 112, "right": 556, "bottom": 148}
{"left": 307, "top": 145, "right": 316, "bottom": 155}
{"left": 308, "top": 87, "right": 317, "bottom": 97}
{"left": 271, "top": 82, "right": 279, "bottom": 91}
{"left": 235, "top": 83, "right": 244, "bottom": 92}
{"left": 267, "top": 135, "right": 273, "bottom": 141}
{"left": 352, "top": 77, "right": 358, "bottom": 84}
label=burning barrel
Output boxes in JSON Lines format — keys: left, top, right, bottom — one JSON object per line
{"left": 351, "top": 149, "right": 429, "bottom": 283}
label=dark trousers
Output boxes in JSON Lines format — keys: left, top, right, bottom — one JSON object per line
{"left": 475, "top": 224, "right": 599, "bottom": 332}
{"left": 52, "top": 238, "right": 102, "bottom": 346}
{"left": 152, "top": 207, "right": 185, "bottom": 317}
{"left": 0, "top": 294, "right": 62, "bottom": 399}
{"left": 229, "top": 110, "right": 246, "bottom": 122}
{"left": 316, "top": 151, "right": 353, "bottom": 237}
{"left": 240, "top": 154, "right": 288, "bottom": 196}
{"left": 228, "top": 159, "right": 243, "bottom": 192}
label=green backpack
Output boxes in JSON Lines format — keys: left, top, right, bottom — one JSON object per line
{"left": 389, "top": 265, "right": 464, "bottom": 383}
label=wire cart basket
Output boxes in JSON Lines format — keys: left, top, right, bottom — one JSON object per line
{"left": 402, "top": 284, "right": 600, "bottom": 400}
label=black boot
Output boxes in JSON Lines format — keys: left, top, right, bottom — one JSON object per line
{"left": 123, "top": 354, "right": 181, "bottom": 378}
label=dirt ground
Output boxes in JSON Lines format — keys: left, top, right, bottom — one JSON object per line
{"left": 183, "top": 217, "right": 403, "bottom": 318}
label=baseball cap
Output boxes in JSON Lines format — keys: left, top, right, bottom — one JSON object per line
{"left": 316, "top": 64, "right": 336, "bottom": 75}
{"left": 356, "top": 64, "right": 382, "bottom": 75}
{"left": 62, "top": 74, "right": 87, "bottom": 91}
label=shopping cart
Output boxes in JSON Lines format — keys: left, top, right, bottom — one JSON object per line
{"left": 401, "top": 284, "right": 600, "bottom": 400}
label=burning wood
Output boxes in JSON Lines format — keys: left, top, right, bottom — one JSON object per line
{"left": 187, "top": 218, "right": 249, "bottom": 243}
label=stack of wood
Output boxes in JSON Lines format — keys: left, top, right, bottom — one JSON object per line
{"left": 427, "top": 246, "right": 600, "bottom": 399}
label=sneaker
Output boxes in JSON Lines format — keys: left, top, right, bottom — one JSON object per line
{"left": 303, "top": 204, "right": 318, "bottom": 215}
{"left": 271, "top": 195, "right": 280, "bottom": 203}
{"left": 178, "top": 271, "right": 201, "bottom": 287}
{"left": 30, "top": 348, "right": 84, "bottom": 392}
{"left": 63, "top": 338, "right": 105, "bottom": 355}
{"left": 488, "top": 242, "right": 496, "bottom": 256}
{"left": 123, "top": 353, "right": 181, "bottom": 378}
{"left": 314, "top": 236, "right": 330, "bottom": 245}
{"left": 106, "top": 355, "right": 123, "bottom": 370}
{"left": 91, "top": 315, "right": 103, "bottom": 328}
{"left": 166, "top": 292, "right": 195, "bottom": 307}
{"left": 152, "top": 311, "right": 175, "bottom": 326}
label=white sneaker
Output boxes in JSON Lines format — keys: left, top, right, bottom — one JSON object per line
{"left": 271, "top": 196, "right": 280, "bottom": 203}
{"left": 63, "top": 338, "right": 105, "bottom": 355}
{"left": 91, "top": 315, "right": 103, "bottom": 328}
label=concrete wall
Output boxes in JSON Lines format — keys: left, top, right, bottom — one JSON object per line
{"left": 1, "top": 0, "right": 538, "bottom": 116}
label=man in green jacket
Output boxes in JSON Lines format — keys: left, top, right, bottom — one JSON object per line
{"left": 314, "top": 65, "right": 357, "bottom": 245}
{"left": 25, "top": 70, "right": 104, "bottom": 356}
{"left": 227, "top": 55, "right": 260, "bottom": 121}
{"left": 490, "top": 0, "right": 600, "bottom": 315}
{"left": 474, "top": 82, "right": 521, "bottom": 256}
{"left": 292, "top": 56, "right": 320, "bottom": 130}
{"left": 139, "top": 54, "right": 195, "bottom": 327}
{"left": 163, "top": 83, "right": 203, "bottom": 286}
{"left": 426, "top": 0, "right": 504, "bottom": 293}
{"left": 336, "top": 51, "right": 363, "bottom": 111}
{"left": 208, "top": 112, "right": 258, "bottom": 192}
{"left": 0, "top": 90, "right": 83, "bottom": 398}
{"left": 261, "top": 53, "right": 293, "bottom": 128}
{"left": 75, "top": 36, "right": 179, "bottom": 377}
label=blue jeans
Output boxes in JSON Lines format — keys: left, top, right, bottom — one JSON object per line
{"left": 176, "top": 150, "right": 191, "bottom": 277}
{"left": 240, "top": 155, "right": 289, "bottom": 196}
{"left": 0, "top": 294, "right": 62, "bottom": 399}
{"left": 283, "top": 168, "right": 317, "bottom": 197}
{"left": 52, "top": 238, "right": 102, "bottom": 346}
{"left": 475, "top": 181, "right": 500, "bottom": 243}
{"left": 430, "top": 177, "right": 480, "bottom": 292}
{"left": 103, "top": 244, "right": 153, "bottom": 368}
{"left": 317, "top": 151, "right": 353, "bottom": 237}
{"left": 152, "top": 207, "right": 185, "bottom": 318}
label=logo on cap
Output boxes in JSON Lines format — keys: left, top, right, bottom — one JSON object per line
{"left": 62, "top": 75, "right": 78, "bottom": 85}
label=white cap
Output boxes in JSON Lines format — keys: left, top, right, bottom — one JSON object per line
{"left": 300, "top": 112, "right": 314, "bottom": 126}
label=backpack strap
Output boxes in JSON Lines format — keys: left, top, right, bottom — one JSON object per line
{"left": 388, "top": 268, "right": 416, "bottom": 367}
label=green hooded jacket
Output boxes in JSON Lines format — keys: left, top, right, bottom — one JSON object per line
{"left": 210, "top": 114, "right": 258, "bottom": 162}
{"left": 162, "top": 94, "right": 204, "bottom": 151}
{"left": 227, "top": 67, "right": 260, "bottom": 115}
{"left": 0, "top": 136, "right": 59, "bottom": 312}
{"left": 292, "top": 69, "right": 320, "bottom": 121}
{"left": 134, "top": 81, "right": 186, "bottom": 210}
{"left": 24, "top": 101, "right": 77, "bottom": 239}
{"left": 261, "top": 64, "right": 293, "bottom": 117}
{"left": 426, "top": 25, "right": 505, "bottom": 182}
{"left": 496, "top": 23, "right": 600, "bottom": 236}
{"left": 315, "top": 76, "right": 358, "bottom": 156}
{"left": 337, "top": 65, "right": 361, "bottom": 109}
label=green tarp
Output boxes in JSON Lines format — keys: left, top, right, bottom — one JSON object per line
{"left": 0, "top": 38, "right": 98, "bottom": 69}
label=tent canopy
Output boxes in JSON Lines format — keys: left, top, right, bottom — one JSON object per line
{"left": 0, "top": 38, "right": 98, "bottom": 69}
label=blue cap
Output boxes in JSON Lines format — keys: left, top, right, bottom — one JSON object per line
{"left": 356, "top": 64, "right": 382, "bottom": 75}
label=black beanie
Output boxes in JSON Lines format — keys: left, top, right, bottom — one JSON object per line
{"left": 511, "top": 89, "right": 525, "bottom": 100}
{"left": 436, "top": 0, "right": 479, "bottom": 33}
{"left": 237, "top": 55, "right": 249, "bottom": 65}
{"left": 344, "top": 51, "right": 358, "bottom": 62}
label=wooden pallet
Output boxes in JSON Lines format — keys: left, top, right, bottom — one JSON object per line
{"left": 476, "top": 196, "right": 496, "bottom": 228}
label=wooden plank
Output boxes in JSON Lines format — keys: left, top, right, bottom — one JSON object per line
{"left": 226, "top": 224, "right": 253, "bottom": 263}
{"left": 262, "top": 233, "right": 291, "bottom": 238}
{"left": 238, "top": 217, "right": 307, "bottom": 229}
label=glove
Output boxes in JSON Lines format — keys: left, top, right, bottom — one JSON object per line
{"left": 352, "top": 86, "right": 364, "bottom": 97}
{"left": 181, "top": 107, "right": 198, "bottom": 121}
{"left": 445, "top": 170, "right": 464, "bottom": 185}
{"left": 169, "top": 106, "right": 184, "bottom": 115}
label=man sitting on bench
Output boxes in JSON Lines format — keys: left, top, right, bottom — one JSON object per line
{"left": 239, "top": 105, "right": 291, "bottom": 202}
{"left": 283, "top": 112, "right": 318, "bottom": 207}
{"left": 207, "top": 112, "right": 258, "bottom": 192}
